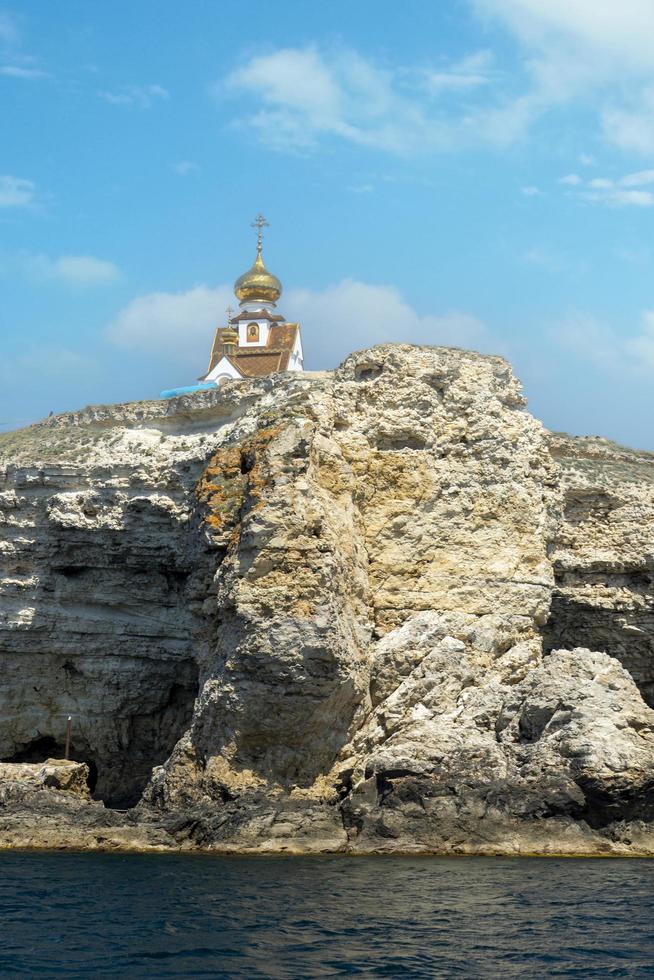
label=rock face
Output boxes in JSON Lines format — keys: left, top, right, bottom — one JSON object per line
{"left": 341, "top": 616, "right": 654, "bottom": 853}
{"left": 544, "top": 434, "right": 654, "bottom": 707}
{"left": 0, "top": 343, "right": 653, "bottom": 854}
{"left": 0, "top": 417, "right": 209, "bottom": 806}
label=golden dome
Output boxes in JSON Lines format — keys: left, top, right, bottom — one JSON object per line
{"left": 234, "top": 248, "right": 282, "bottom": 305}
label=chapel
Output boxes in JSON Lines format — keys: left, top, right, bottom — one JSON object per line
{"left": 161, "top": 215, "right": 303, "bottom": 399}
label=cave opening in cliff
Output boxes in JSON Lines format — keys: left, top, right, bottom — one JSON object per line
{"left": 3, "top": 736, "right": 99, "bottom": 793}
{"left": 99, "top": 665, "right": 201, "bottom": 811}
{"left": 0, "top": 663, "right": 200, "bottom": 810}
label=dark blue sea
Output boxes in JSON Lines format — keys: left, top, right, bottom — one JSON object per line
{"left": 0, "top": 854, "right": 653, "bottom": 978}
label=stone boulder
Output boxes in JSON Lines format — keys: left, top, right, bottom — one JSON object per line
{"left": 39, "top": 760, "right": 91, "bottom": 798}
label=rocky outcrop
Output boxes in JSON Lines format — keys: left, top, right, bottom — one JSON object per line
{"left": 340, "top": 615, "right": 654, "bottom": 853}
{"left": 1, "top": 344, "right": 653, "bottom": 854}
{"left": 0, "top": 423, "right": 209, "bottom": 806}
{"left": 544, "top": 434, "right": 654, "bottom": 707}
{"left": 0, "top": 758, "right": 90, "bottom": 797}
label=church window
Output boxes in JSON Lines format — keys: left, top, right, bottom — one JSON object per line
{"left": 247, "top": 322, "right": 260, "bottom": 342}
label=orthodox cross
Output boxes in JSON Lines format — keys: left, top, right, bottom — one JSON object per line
{"left": 225, "top": 305, "right": 235, "bottom": 326}
{"left": 251, "top": 213, "right": 270, "bottom": 253}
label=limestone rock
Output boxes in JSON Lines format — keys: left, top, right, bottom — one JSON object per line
{"left": 39, "top": 759, "right": 91, "bottom": 797}
{"left": 340, "top": 613, "right": 654, "bottom": 852}
{"left": 545, "top": 434, "right": 654, "bottom": 705}
{"left": 0, "top": 759, "right": 90, "bottom": 798}
{"left": 0, "top": 343, "right": 653, "bottom": 854}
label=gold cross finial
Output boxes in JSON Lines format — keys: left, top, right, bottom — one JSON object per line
{"left": 226, "top": 305, "right": 235, "bottom": 325}
{"left": 251, "top": 213, "right": 269, "bottom": 254}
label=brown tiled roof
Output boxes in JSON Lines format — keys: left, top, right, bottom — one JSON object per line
{"left": 201, "top": 328, "right": 226, "bottom": 377}
{"left": 225, "top": 349, "right": 290, "bottom": 378}
{"left": 231, "top": 309, "right": 284, "bottom": 323}
{"left": 200, "top": 323, "right": 299, "bottom": 380}
{"left": 268, "top": 323, "right": 299, "bottom": 349}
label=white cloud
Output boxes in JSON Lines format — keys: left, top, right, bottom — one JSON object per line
{"left": 106, "top": 280, "right": 494, "bottom": 377}
{"left": 285, "top": 280, "right": 492, "bottom": 367}
{"left": 220, "top": 17, "right": 654, "bottom": 157}
{"left": 146, "top": 84, "right": 168, "bottom": 100}
{"left": 420, "top": 50, "right": 495, "bottom": 93}
{"left": 621, "top": 169, "right": 654, "bottom": 187}
{"left": 559, "top": 169, "right": 654, "bottom": 208}
{"left": 221, "top": 45, "right": 534, "bottom": 155}
{"left": 521, "top": 185, "right": 540, "bottom": 196}
{"left": 551, "top": 313, "right": 626, "bottom": 373}
{"left": 598, "top": 189, "right": 654, "bottom": 208}
{"left": 26, "top": 254, "right": 121, "bottom": 286}
{"left": 0, "top": 14, "right": 50, "bottom": 82}
{"left": 218, "top": 4, "right": 654, "bottom": 157}
{"left": 224, "top": 47, "right": 401, "bottom": 153}
{"left": 107, "top": 286, "right": 232, "bottom": 377}
{"left": 98, "top": 84, "right": 169, "bottom": 109}
{"left": 474, "top": 1, "right": 654, "bottom": 76}
{"left": 0, "top": 174, "right": 35, "bottom": 208}
{"left": 603, "top": 88, "right": 654, "bottom": 154}
{"left": 472, "top": 1, "right": 654, "bottom": 153}
{"left": 172, "top": 160, "right": 199, "bottom": 176}
{"left": 0, "top": 64, "right": 48, "bottom": 79}
{"left": 552, "top": 309, "right": 654, "bottom": 373}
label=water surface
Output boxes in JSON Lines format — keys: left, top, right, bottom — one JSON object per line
{"left": 0, "top": 853, "right": 652, "bottom": 977}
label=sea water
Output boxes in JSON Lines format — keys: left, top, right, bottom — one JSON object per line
{"left": 0, "top": 853, "right": 652, "bottom": 977}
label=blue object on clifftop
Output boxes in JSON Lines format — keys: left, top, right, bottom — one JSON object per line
{"left": 160, "top": 382, "right": 218, "bottom": 400}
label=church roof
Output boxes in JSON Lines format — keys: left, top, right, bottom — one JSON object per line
{"left": 201, "top": 323, "right": 300, "bottom": 380}
{"left": 231, "top": 309, "right": 285, "bottom": 323}
{"left": 224, "top": 348, "right": 291, "bottom": 378}
{"left": 234, "top": 248, "right": 282, "bottom": 305}
{"left": 268, "top": 323, "right": 299, "bottom": 349}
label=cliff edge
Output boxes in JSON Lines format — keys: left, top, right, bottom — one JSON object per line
{"left": 1, "top": 344, "right": 653, "bottom": 854}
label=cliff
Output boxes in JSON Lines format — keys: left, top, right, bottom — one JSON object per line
{"left": 1, "top": 344, "right": 653, "bottom": 854}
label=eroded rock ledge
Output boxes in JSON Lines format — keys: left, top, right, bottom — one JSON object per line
{"left": 0, "top": 344, "right": 653, "bottom": 854}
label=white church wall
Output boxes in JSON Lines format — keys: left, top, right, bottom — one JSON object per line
{"left": 238, "top": 321, "right": 269, "bottom": 347}
{"left": 287, "top": 331, "right": 304, "bottom": 372}
{"left": 205, "top": 356, "right": 243, "bottom": 383}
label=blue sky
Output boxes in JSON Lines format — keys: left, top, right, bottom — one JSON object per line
{"left": 1, "top": 0, "right": 654, "bottom": 448}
